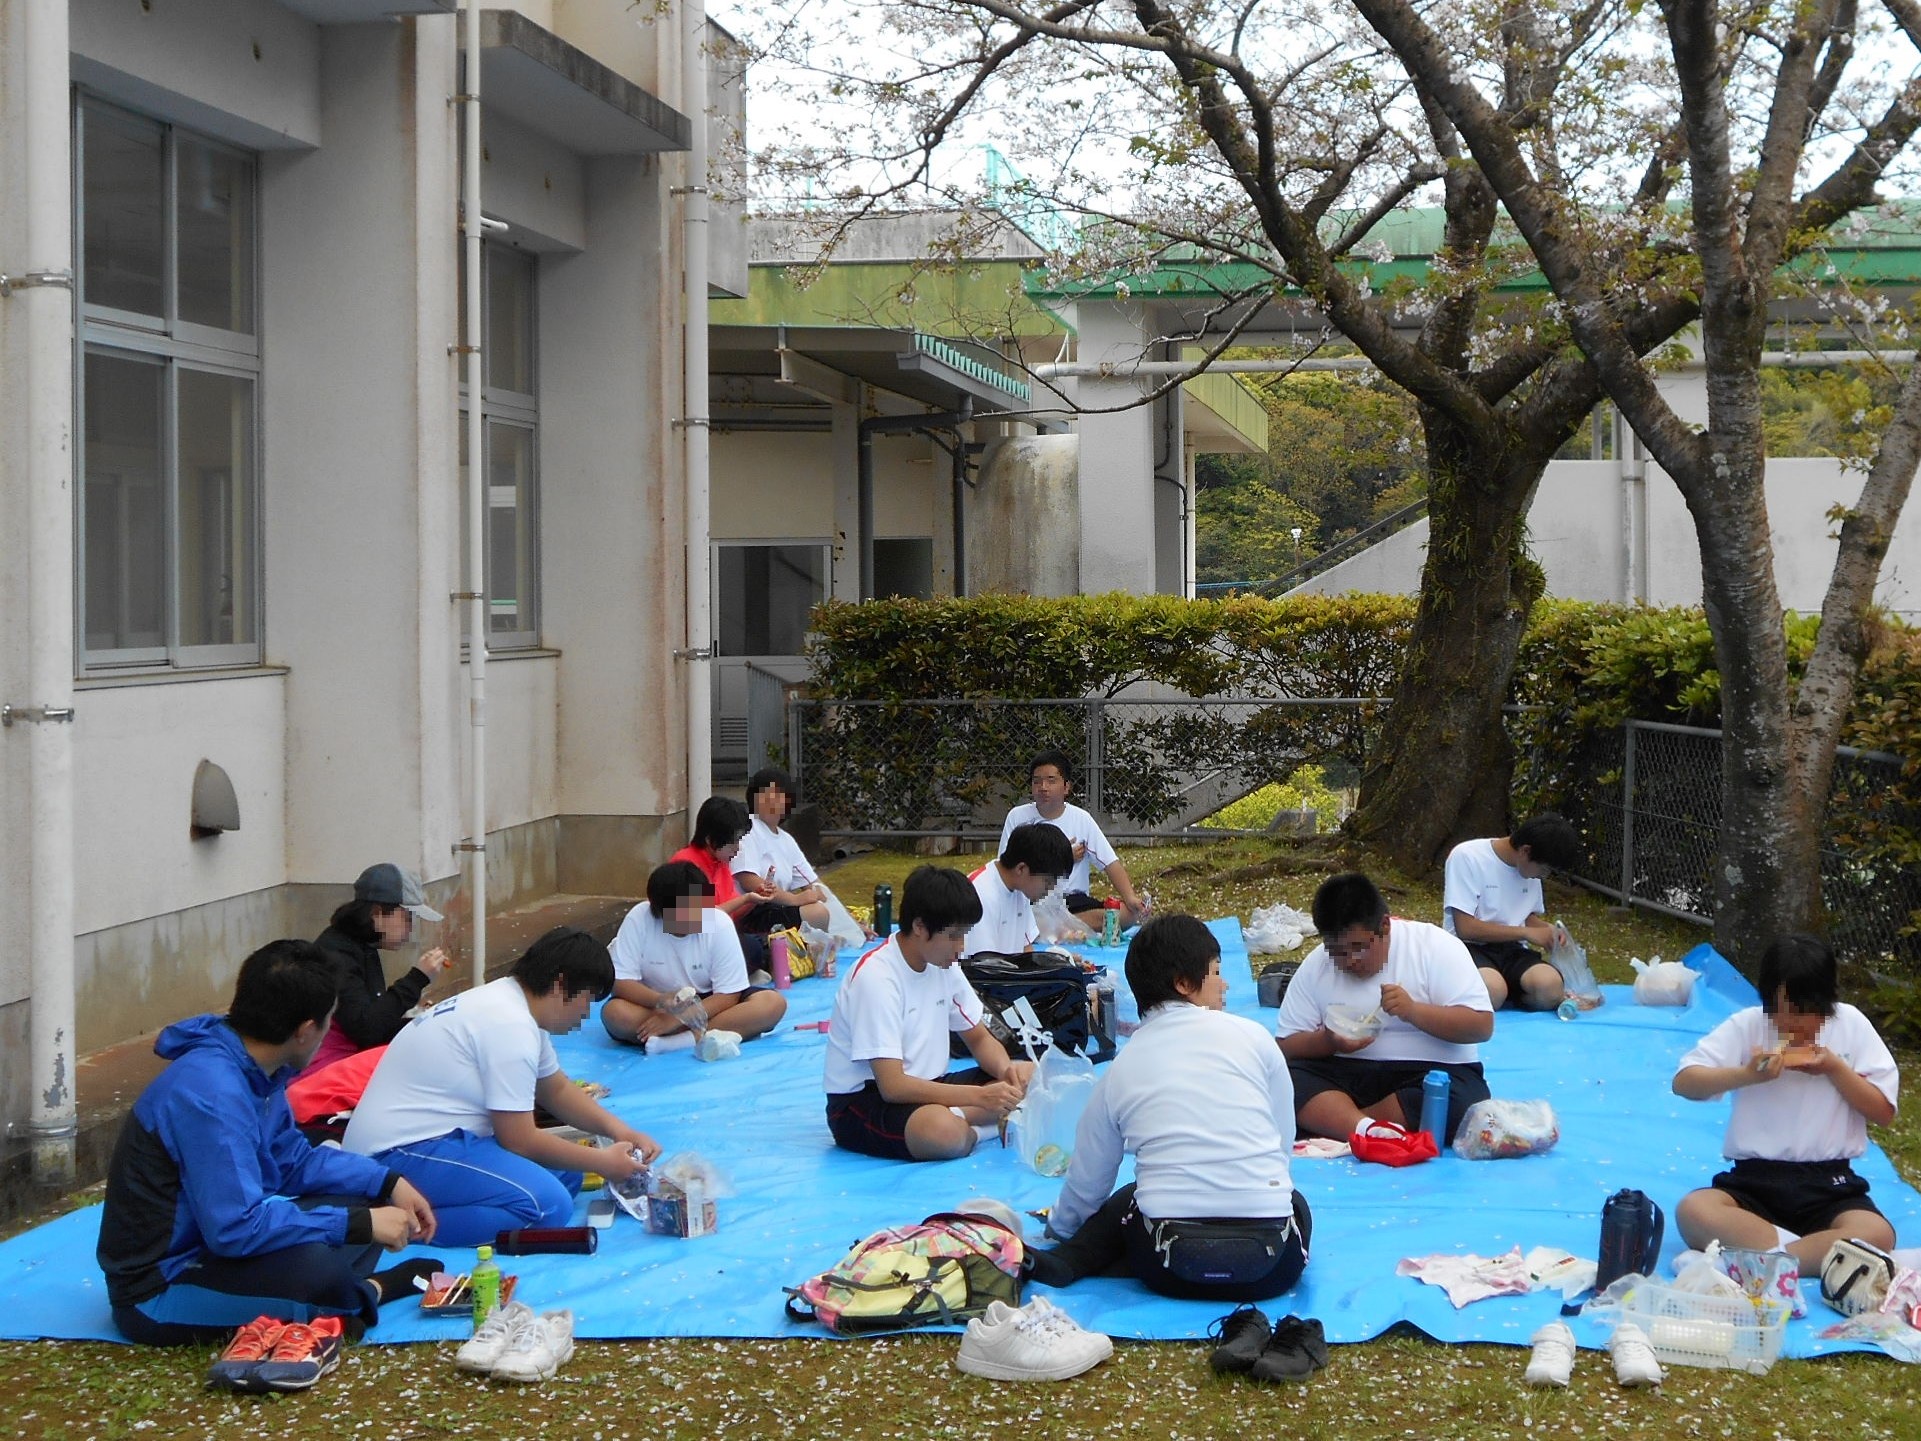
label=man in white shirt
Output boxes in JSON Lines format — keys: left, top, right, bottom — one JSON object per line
{"left": 1000, "top": 749, "right": 1148, "bottom": 926}
{"left": 732, "top": 768, "right": 830, "bottom": 931}
{"left": 344, "top": 927, "right": 661, "bottom": 1246}
{"left": 1672, "top": 932, "right": 1898, "bottom": 1274}
{"left": 1024, "top": 915, "right": 1310, "bottom": 1304}
{"left": 601, "top": 862, "right": 788, "bottom": 1046}
{"left": 965, "top": 822, "right": 1075, "bottom": 955}
{"left": 1277, "top": 872, "right": 1495, "bottom": 1145}
{"left": 1442, "top": 814, "right": 1582, "bottom": 1010}
{"left": 825, "top": 866, "right": 1034, "bottom": 1162}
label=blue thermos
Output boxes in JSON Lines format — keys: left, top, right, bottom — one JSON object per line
{"left": 1420, "top": 1070, "right": 1452, "bottom": 1150}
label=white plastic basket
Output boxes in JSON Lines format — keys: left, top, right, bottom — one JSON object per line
{"left": 1616, "top": 1279, "right": 1790, "bottom": 1374}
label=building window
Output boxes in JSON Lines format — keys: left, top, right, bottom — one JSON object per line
{"left": 460, "top": 244, "right": 540, "bottom": 647}
{"left": 713, "top": 543, "right": 830, "bottom": 656}
{"left": 75, "top": 97, "right": 260, "bottom": 668}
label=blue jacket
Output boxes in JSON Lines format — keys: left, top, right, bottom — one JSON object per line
{"left": 96, "top": 1013, "right": 396, "bottom": 1308}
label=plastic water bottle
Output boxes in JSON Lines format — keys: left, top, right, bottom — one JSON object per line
{"left": 873, "top": 883, "right": 893, "bottom": 937}
{"left": 470, "top": 1244, "right": 501, "bottom": 1329}
{"left": 1101, "top": 900, "right": 1121, "bottom": 948}
{"left": 769, "top": 932, "right": 792, "bottom": 990}
{"left": 1556, "top": 997, "right": 1580, "bottom": 1022}
{"left": 1419, "top": 1070, "right": 1451, "bottom": 1150}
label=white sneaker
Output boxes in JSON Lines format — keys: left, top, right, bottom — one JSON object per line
{"left": 1524, "top": 1320, "right": 1576, "bottom": 1387}
{"left": 955, "top": 1298, "right": 1112, "bottom": 1381}
{"left": 1609, "top": 1321, "right": 1665, "bottom": 1387}
{"left": 454, "top": 1301, "right": 532, "bottom": 1373}
{"left": 491, "top": 1309, "right": 576, "bottom": 1384}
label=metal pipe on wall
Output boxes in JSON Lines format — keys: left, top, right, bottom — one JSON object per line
{"left": 459, "top": 0, "right": 489, "bottom": 987}
{"left": 682, "top": 0, "right": 713, "bottom": 815}
{"left": 18, "top": 0, "right": 79, "bottom": 1186}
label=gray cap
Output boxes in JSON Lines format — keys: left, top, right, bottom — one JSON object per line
{"left": 352, "top": 862, "right": 444, "bottom": 923}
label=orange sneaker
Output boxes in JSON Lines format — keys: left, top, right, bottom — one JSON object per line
{"left": 206, "top": 1315, "right": 287, "bottom": 1392}
{"left": 254, "top": 1314, "right": 345, "bottom": 1392}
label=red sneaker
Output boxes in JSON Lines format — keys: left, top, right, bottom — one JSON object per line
{"left": 253, "top": 1314, "right": 345, "bottom": 1392}
{"left": 206, "top": 1315, "right": 287, "bottom": 1392}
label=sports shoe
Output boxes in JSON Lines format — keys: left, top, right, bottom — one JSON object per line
{"left": 253, "top": 1315, "right": 345, "bottom": 1392}
{"left": 1524, "top": 1320, "right": 1576, "bottom": 1387}
{"left": 491, "top": 1309, "right": 576, "bottom": 1384}
{"left": 206, "top": 1315, "right": 286, "bottom": 1392}
{"left": 954, "top": 1299, "right": 1112, "bottom": 1381}
{"left": 1207, "top": 1305, "right": 1272, "bottom": 1374}
{"left": 1609, "top": 1320, "right": 1665, "bottom": 1387}
{"left": 1248, "top": 1314, "right": 1329, "bottom": 1383}
{"left": 455, "top": 1300, "right": 533, "bottom": 1373}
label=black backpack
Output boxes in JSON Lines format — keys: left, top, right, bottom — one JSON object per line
{"left": 951, "top": 952, "right": 1109, "bottom": 1062}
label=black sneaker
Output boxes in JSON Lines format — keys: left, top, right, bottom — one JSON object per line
{"left": 1249, "top": 1314, "right": 1328, "bottom": 1383}
{"left": 1207, "top": 1304, "right": 1272, "bottom": 1374}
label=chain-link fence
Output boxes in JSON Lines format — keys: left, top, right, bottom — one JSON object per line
{"left": 1542, "top": 720, "right": 1921, "bottom": 976}
{"left": 788, "top": 696, "right": 1384, "bottom": 841}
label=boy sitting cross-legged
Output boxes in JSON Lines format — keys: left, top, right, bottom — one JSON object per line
{"left": 824, "top": 865, "right": 1034, "bottom": 1161}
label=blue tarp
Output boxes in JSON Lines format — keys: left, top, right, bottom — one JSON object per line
{"left": 1, "top": 922, "right": 1912, "bottom": 1354}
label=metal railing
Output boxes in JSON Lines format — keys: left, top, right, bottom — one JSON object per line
{"left": 1548, "top": 720, "right": 1920, "bottom": 974}
{"left": 788, "top": 695, "right": 1384, "bottom": 841}
{"left": 1195, "top": 497, "right": 1431, "bottom": 597}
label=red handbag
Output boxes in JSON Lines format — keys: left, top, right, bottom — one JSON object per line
{"left": 1349, "top": 1119, "right": 1439, "bottom": 1167}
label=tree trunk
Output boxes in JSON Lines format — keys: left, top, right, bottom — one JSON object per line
{"left": 1348, "top": 414, "right": 1546, "bottom": 871}
{"left": 1679, "top": 459, "right": 1800, "bottom": 969}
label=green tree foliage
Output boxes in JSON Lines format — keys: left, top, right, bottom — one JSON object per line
{"left": 1761, "top": 368, "right": 1902, "bottom": 461}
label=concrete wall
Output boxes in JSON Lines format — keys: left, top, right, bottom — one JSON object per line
{"left": 1071, "top": 304, "right": 1159, "bottom": 594}
{"left": 1297, "top": 455, "right": 1921, "bottom": 619}
{"left": 969, "top": 434, "right": 1081, "bottom": 596}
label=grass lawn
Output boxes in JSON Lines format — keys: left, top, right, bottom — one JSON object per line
{"left": 4, "top": 839, "right": 1918, "bottom": 1439}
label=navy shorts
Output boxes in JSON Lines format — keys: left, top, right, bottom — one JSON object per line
{"left": 1710, "top": 1158, "right": 1883, "bottom": 1236}
{"left": 826, "top": 1067, "right": 993, "bottom": 1161}
{"left": 1287, "top": 1056, "right": 1490, "bottom": 1143}
{"left": 1463, "top": 940, "right": 1549, "bottom": 1004}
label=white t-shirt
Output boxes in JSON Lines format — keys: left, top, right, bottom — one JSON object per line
{"left": 1000, "top": 802, "right": 1117, "bottom": 897}
{"left": 965, "top": 863, "right": 1037, "bottom": 955}
{"left": 342, "top": 977, "right": 559, "bottom": 1155}
{"left": 609, "top": 901, "right": 750, "bottom": 997}
{"left": 1051, "top": 1004, "right": 1296, "bottom": 1239}
{"left": 1276, "top": 918, "right": 1492, "bottom": 1065}
{"left": 1442, "top": 836, "right": 1543, "bottom": 935}
{"left": 823, "top": 937, "right": 985, "bottom": 1094}
{"left": 1677, "top": 1003, "right": 1899, "bottom": 1162}
{"left": 733, "top": 816, "right": 818, "bottom": 892}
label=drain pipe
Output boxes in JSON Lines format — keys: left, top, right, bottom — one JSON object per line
{"left": 681, "top": 0, "right": 713, "bottom": 814}
{"left": 458, "top": 0, "right": 488, "bottom": 986}
{"left": 11, "top": 0, "right": 79, "bottom": 1186}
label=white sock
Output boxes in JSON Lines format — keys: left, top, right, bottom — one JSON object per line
{"left": 1773, "top": 1226, "right": 1801, "bottom": 1250}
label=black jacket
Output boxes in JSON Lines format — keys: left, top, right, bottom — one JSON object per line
{"left": 315, "top": 925, "right": 432, "bottom": 1051}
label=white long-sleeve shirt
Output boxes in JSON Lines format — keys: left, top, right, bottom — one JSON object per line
{"left": 1050, "top": 1002, "right": 1296, "bottom": 1238}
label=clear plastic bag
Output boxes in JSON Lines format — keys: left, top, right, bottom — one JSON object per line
{"left": 1451, "top": 1098, "right": 1560, "bottom": 1160}
{"left": 1010, "top": 1045, "right": 1098, "bottom": 1177}
{"left": 1547, "top": 928, "right": 1603, "bottom": 1008}
{"left": 1245, "top": 902, "right": 1314, "bottom": 956}
{"left": 1631, "top": 955, "right": 1701, "bottom": 1006}
{"left": 1033, "top": 888, "right": 1092, "bottom": 945}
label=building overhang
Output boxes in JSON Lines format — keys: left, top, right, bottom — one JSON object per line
{"left": 711, "top": 325, "right": 1040, "bottom": 425}
{"left": 275, "top": 1, "right": 454, "bottom": 20}
{"left": 478, "top": 9, "right": 690, "bottom": 156}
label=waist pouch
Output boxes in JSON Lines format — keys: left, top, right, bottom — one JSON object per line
{"left": 1149, "top": 1217, "right": 1294, "bottom": 1286}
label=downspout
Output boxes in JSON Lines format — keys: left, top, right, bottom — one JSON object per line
{"left": 950, "top": 443, "right": 966, "bottom": 597}
{"left": 13, "top": 0, "right": 79, "bottom": 1185}
{"left": 459, "top": 0, "right": 488, "bottom": 986}
{"left": 682, "top": 0, "right": 712, "bottom": 813}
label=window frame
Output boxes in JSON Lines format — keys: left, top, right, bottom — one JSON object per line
{"left": 73, "top": 94, "right": 262, "bottom": 672}
{"left": 459, "top": 242, "right": 542, "bottom": 650}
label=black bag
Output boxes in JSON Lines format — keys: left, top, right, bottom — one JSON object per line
{"left": 952, "top": 952, "right": 1096, "bottom": 1061}
{"left": 1149, "top": 1217, "right": 1296, "bottom": 1286}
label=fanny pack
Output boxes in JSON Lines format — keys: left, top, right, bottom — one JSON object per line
{"left": 1148, "top": 1216, "right": 1295, "bottom": 1286}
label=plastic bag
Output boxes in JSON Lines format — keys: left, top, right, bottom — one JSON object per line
{"left": 1245, "top": 902, "right": 1314, "bottom": 956}
{"left": 1010, "top": 1045, "right": 1098, "bottom": 1177}
{"left": 1451, "top": 1099, "right": 1560, "bottom": 1160}
{"left": 817, "top": 883, "right": 871, "bottom": 951}
{"left": 1718, "top": 1245, "right": 1808, "bottom": 1319}
{"left": 1547, "top": 929, "right": 1603, "bottom": 1009}
{"left": 1631, "top": 955, "right": 1701, "bottom": 1006}
{"left": 1033, "top": 888, "right": 1092, "bottom": 945}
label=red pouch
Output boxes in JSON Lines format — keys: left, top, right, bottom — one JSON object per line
{"left": 1350, "top": 1119, "right": 1438, "bottom": 1167}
